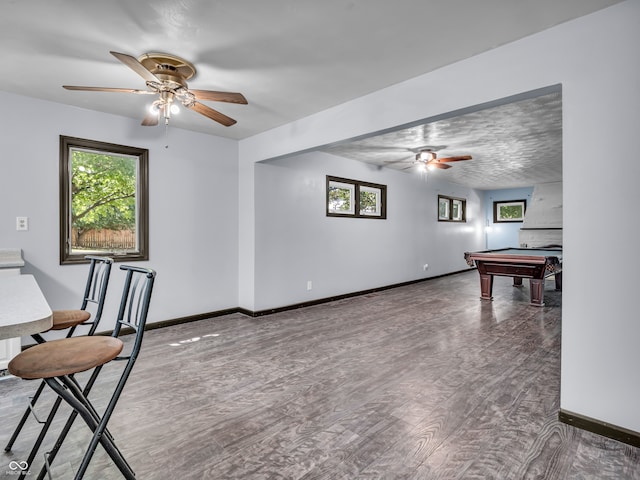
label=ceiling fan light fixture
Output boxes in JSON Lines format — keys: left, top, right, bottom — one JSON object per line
{"left": 149, "top": 100, "right": 162, "bottom": 114}
{"left": 416, "top": 150, "right": 436, "bottom": 163}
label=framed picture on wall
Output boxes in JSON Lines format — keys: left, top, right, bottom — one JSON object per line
{"left": 493, "top": 199, "right": 527, "bottom": 223}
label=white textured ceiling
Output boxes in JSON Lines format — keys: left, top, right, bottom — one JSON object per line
{"left": 0, "top": 0, "right": 619, "bottom": 141}
{"left": 1, "top": 1, "right": 620, "bottom": 190}
{"left": 321, "top": 89, "right": 563, "bottom": 190}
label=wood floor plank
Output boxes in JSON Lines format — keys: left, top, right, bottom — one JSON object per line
{"left": 1, "top": 271, "right": 638, "bottom": 479}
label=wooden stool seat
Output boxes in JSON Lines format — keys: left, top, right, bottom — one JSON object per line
{"left": 50, "top": 309, "right": 92, "bottom": 330}
{"left": 8, "top": 336, "right": 123, "bottom": 380}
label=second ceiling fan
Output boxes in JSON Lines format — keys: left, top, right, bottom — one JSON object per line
{"left": 384, "top": 146, "right": 472, "bottom": 171}
{"left": 413, "top": 148, "right": 472, "bottom": 170}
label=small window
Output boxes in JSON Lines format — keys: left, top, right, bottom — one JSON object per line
{"left": 493, "top": 199, "right": 526, "bottom": 223}
{"left": 60, "top": 136, "right": 149, "bottom": 264}
{"left": 438, "top": 195, "right": 466, "bottom": 222}
{"left": 327, "top": 179, "right": 356, "bottom": 215}
{"left": 438, "top": 197, "right": 450, "bottom": 220}
{"left": 327, "top": 176, "right": 386, "bottom": 219}
{"left": 359, "top": 185, "right": 383, "bottom": 216}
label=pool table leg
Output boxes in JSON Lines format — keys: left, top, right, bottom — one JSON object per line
{"left": 529, "top": 279, "right": 545, "bottom": 306}
{"left": 554, "top": 272, "right": 562, "bottom": 291}
{"left": 479, "top": 273, "right": 494, "bottom": 301}
{"left": 512, "top": 277, "right": 523, "bottom": 287}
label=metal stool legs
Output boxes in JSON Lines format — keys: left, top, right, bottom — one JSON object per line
{"left": 4, "top": 256, "right": 113, "bottom": 467}
{"left": 32, "top": 362, "right": 119, "bottom": 480}
{"left": 42, "top": 374, "right": 136, "bottom": 480}
{"left": 4, "top": 380, "right": 47, "bottom": 453}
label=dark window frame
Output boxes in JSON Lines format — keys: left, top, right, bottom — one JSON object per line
{"left": 438, "top": 194, "right": 467, "bottom": 222}
{"left": 59, "top": 135, "right": 149, "bottom": 265}
{"left": 493, "top": 199, "right": 527, "bottom": 223}
{"left": 326, "top": 175, "right": 387, "bottom": 219}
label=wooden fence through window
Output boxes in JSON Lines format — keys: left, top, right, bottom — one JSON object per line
{"left": 72, "top": 229, "right": 136, "bottom": 250}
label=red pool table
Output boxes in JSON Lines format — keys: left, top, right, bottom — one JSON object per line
{"left": 464, "top": 247, "right": 562, "bottom": 306}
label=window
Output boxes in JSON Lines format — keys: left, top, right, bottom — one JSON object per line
{"left": 60, "top": 136, "right": 149, "bottom": 264}
{"left": 493, "top": 199, "right": 526, "bottom": 223}
{"left": 326, "top": 176, "right": 386, "bottom": 219}
{"left": 438, "top": 195, "right": 466, "bottom": 222}
{"left": 327, "top": 178, "right": 356, "bottom": 215}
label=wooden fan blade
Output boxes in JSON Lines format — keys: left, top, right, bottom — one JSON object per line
{"left": 429, "top": 162, "right": 452, "bottom": 169}
{"left": 187, "top": 101, "right": 236, "bottom": 127}
{"left": 190, "top": 89, "right": 248, "bottom": 104}
{"left": 141, "top": 111, "right": 159, "bottom": 126}
{"left": 63, "top": 86, "right": 155, "bottom": 94}
{"left": 437, "top": 155, "right": 472, "bottom": 163}
{"left": 110, "top": 51, "right": 160, "bottom": 84}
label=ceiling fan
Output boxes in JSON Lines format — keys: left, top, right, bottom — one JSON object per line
{"left": 63, "top": 51, "right": 247, "bottom": 127}
{"left": 384, "top": 146, "right": 472, "bottom": 170}
{"left": 413, "top": 149, "right": 472, "bottom": 170}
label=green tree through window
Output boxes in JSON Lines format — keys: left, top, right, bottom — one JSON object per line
{"left": 71, "top": 150, "right": 137, "bottom": 245}
{"left": 498, "top": 205, "right": 523, "bottom": 219}
{"left": 359, "top": 191, "right": 377, "bottom": 214}
{"left": 60, "top": 136, "right": 149, "bottom": 264}
{"left": 328, "top": 184, "right": 353, "bottom": 214}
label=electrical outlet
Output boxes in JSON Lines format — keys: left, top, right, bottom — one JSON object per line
{"left": 423, "top": 264, "right": 429, "bottom": 271}
{"left": 16, "top": 217, "right": 28, "bottom": 231}
{"left": 307, "top": 280, "right": 313, "bottom": 291}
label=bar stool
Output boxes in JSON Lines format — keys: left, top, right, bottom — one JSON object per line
{"left": 32, "top": 255, "right": 114, "bottom": 344}
{"left": 4, "top": 256, "right": 113, "bottom": 472}
{"left": 8, "top": 265, "right": 156, "bottom": 480}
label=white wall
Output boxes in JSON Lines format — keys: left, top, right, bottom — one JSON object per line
{"left": 0, "top": 92, "right": 239, "bottom": 337}
{"left": 253, "top": 151, "right": 483, "bottom": 310}
{"left": 239, "top": 1, "right": 640, "bottom": 433}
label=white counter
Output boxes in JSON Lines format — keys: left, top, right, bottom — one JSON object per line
{"left": 0, "top": 249, "right": 28, "bottom": 371}
{"left": 0, "top": 275, "right": 52, "bottom": 341}
{"left": 0, "top": 248, "right": 25, "bottom": 270}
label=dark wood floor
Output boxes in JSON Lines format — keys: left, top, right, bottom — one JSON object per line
{"left": 2, "top": 271, "right": 640, "bottom": 479}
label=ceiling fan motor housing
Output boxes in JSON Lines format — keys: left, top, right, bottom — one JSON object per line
{"left": 416, "top": 150, "right": 437, "bottom": 163}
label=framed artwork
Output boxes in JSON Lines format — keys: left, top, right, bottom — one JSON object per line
{"left": 326, "top": 176, "right": 386, "bottom": 219}
{"left": 493, "top": 199, "right": 527, "bottom": 223}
